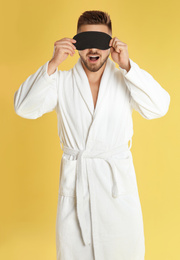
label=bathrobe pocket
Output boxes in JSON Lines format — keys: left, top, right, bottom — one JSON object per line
{"left": 113, "top": 155, "right": 137, "bottom": 195}
{"left": 58, "top": 156, "right": 77, "bottom": 197}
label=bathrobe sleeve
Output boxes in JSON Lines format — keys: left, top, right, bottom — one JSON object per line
{"left": 119, "top": 58, "right": 170, "bottom": 119}
{"left": 14, "top": 60, "right": 58, "bottom": 119}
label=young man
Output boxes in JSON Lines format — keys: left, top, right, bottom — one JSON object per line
{"left": 14, "top": 10, "right": 170, "bottom": 260}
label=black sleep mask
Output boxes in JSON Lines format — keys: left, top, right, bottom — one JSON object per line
{"left": 72, "top": 31, "right": 112, "bottom": 50}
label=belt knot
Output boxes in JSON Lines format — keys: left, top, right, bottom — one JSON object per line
{"left": 61, "top": 139, "right": 132, "bottom": 246}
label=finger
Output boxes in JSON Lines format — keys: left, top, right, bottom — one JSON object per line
{"left": 109, "top": 38, "right": 113, "bottom": 46}
{"left": 112, "top": 37, "right": 126, "bottom": 45}
{"left": 59, "top": 46, "right": 75, "bottom": 56}
{"left": 62, "top": 48, "right": 75, "bottom": 56}
{"left": 65, "top": 47, "right": 75, "bottom": 55}
{"left": 55, "top": 41, "right": 76, "bottom": 50}
{"left": 63, "top": 38, "right": 77, "bottom": 46}
{"left": 111, "top": 38, "right": 126, "bottom": 49}
{"left": 55, "top": 39, "right": 77, "bottom": 50}
{"left": 111, "top": 38, "right": 121, "bottom": 49}
{"left": 114, "top": 45, "right": 123, "bottom": 53}
{"left": 114, "top": 42, "right": 127, "bottom": 49}
{"left": 110, "top": 38, "right": 115, "bottom": 47}
{"left": 61, "top": 37, "right": 76, "bottom": 43}
{"left": 56, "top": 44, "right": 76, "bottom": 54}
{"left": 115, "top": 42, "right": 127, "bottom": 52}
{"left": 66, "top": 38, "right": 77, "bottom": 45}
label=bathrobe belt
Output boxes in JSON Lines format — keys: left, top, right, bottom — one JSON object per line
{"left": 62, "top": 140, "right": 132, "bottom": 246}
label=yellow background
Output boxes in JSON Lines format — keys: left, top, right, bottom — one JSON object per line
{"left": 0, "top": 0, "right": 179, "bottom": 259}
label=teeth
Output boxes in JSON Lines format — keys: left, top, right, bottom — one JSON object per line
{"left": 89, "top": 56, "right": 99, "bottom": 58}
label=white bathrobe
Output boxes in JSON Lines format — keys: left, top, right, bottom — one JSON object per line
{"left": 14, "top": 57, "right": 170, "bottom": 260}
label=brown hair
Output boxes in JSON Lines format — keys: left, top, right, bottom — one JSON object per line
{"left": 77, "top": 10, "right": 112, "bottom": 35}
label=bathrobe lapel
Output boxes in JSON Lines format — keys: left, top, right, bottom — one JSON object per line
{"left": 73, "top": 57, "right": 114, "bottom": 117}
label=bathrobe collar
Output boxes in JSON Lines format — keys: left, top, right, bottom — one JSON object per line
{"left": 73, "top": 57, "right": 115, "bottom": 117}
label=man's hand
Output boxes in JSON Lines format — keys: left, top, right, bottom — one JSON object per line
{"left": 109, "top": 37, "right": 131, "bottom": 72}
{"left": 50, "top": 38, "right": 77, "bottom": 67}
{"left": 47, "top": 37, "right": 76, "bottom": 75}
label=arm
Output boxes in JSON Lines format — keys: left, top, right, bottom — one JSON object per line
{"left": 14, "top": 60, "right": 58, "bottom": 119}
{"left": 119, "top": 58, "right": 171, "bottom": 119}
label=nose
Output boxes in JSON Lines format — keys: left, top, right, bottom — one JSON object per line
{"left": 89, "top": 48, "right": 99, "bottom": 52}
{"left": 88, "top": 49, "right": 100, "bottom": 55}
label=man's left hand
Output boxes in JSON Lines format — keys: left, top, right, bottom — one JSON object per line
{"left": 109, "top": 37, "right": 131, "bottom": 72}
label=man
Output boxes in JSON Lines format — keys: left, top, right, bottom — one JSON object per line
{"left": 14, "top": 10, "right": 170, "bottom": 260}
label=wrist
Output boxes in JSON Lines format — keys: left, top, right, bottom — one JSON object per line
{"left": 118, "top": 59, "right": 131, "bottom": 72}
{"left": 49, "top": 59, "right": 59, "bottom": 68}
{"left": 48, "top": 60, "right": 58, "bottom": 76}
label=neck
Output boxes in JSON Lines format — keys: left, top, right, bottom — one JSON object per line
{"left": 81, "top": 60, "right": 107, "bottom": 84}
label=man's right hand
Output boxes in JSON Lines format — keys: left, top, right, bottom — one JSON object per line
{"left": 48, "top": 38, "right": 77, "bottom": 75}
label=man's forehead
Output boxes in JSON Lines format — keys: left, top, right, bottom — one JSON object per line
{"left": 78, "top": 24, "right": 110, "bottom": 34}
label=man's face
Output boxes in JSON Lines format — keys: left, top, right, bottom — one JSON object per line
{"left": 77, "top": 24, "right": 111, "bottom": 72}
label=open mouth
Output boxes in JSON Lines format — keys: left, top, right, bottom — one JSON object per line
{"left": 88, "top": 55, "right": 100, "bottom": 62}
